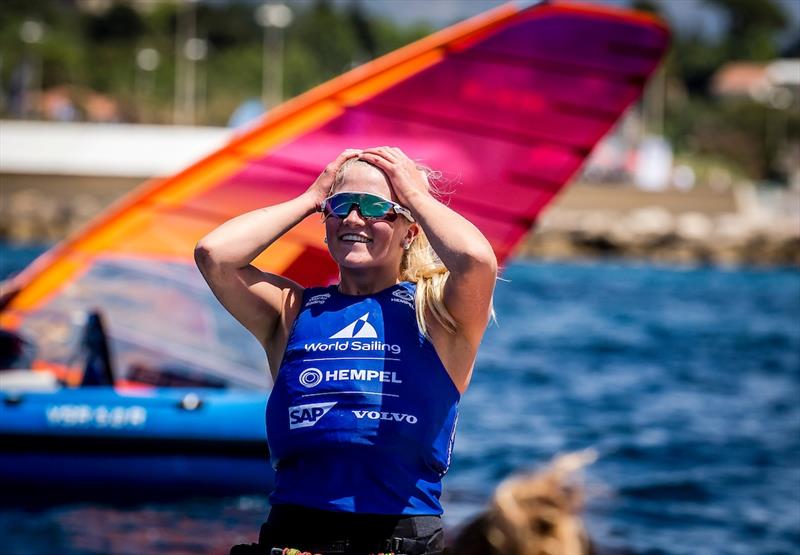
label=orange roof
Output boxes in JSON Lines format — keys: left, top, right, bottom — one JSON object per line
{"left": 712, "top": 62, "right": 768, "bottom": 96}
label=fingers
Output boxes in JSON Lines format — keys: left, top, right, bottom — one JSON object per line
{"left": 332, "top": 148, "right": 361, "bottom": 165}
{"left": 360, "top": 153, "right": 402, "bottom": 179}
{"left": 387, "top": 146, "right": 406, "bottom": 158}
{"left": 358, "top": 149, "right": 390, "bottom": 161}
{"left": 359, "top": 146, "right": 411, "bottom": 170}
{"left": 333, "top": 149, "right": 362, "bottom": 166}
{"left": 362, "top": 146, "right": 404, "bottom": 157}
{"left": 322, "top": 149, "right": 362, "bottom": 177}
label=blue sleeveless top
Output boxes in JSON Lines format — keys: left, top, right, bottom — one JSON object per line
{"left": 266, "top": 282, "right": 460, "bottom": 515}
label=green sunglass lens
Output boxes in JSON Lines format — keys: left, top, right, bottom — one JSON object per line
{"left": 361, "top": 200, "right": 393, "bottom": 218}
{"left": 327, "top": 194, "right": 394, "bottom": 219}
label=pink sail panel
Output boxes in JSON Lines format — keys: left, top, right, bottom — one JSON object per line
{"left": 199, "top": 6, "right": 669, "bottom": 274}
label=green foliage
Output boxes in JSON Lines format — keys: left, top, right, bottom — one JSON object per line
{"left": 0, "top": 0, "right": 430, "bottom": 125}
{"left": 659, "top": 0, "right": 797, "bottom": 182}
{"left": 196, "top": 2, "right": 261, "bottom": 50}
{"left": 204, "top": 45, "right": 263, "bottom": 123}
{"left": 668, "top": 34, "right": 727, "bottom": 95}
{"left": 703, "top": 0, "right": 788, "bottom": 60}
{"left": 84, "top": 4, "right": 146, "bottom": 44}
{"left": 631, "top": 0, "right": 660, "bottom": 15}
{"left": 0, "top": 0, "right": 794, "bottom": 183}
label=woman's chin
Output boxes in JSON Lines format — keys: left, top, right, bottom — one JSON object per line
{"left": 332, "top": 246, "right": 390, "bottom": 269}
{"left": 330, "top": 241, "right": 399, "bottom": 270}
{"left": 338, "top": 253, "right": 376, "bottom": 268}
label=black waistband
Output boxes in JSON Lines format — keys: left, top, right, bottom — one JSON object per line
{"left": 261, "top": 504, "right": 443, "bottom": 554}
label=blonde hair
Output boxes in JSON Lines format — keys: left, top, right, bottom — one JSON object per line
{"left": 400, "top": 229, "right": 456, "bottom": 337}
{"left": 333, "top": 158, "right": 457, "bottom": 337}
{"left": 451, "top": 450, "right": 597, "bottom": 555}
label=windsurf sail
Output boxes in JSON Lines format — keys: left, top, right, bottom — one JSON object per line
{"left": 0, "top": 1, "right": 669, "bottom": 386}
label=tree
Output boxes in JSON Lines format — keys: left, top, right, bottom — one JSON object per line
{"left": 703, "top": 0, "right": 788, "bottom": 60}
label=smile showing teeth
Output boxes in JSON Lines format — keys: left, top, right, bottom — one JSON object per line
{"left": 340, "top": 234, "right": 372, "bottom": 244}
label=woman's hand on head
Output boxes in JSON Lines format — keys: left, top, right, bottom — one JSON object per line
{"left": 306, "top": 149, "right": 362, "bottom": 207}
{"left": 358, "top": 147, "right": 431, "bottom": 206}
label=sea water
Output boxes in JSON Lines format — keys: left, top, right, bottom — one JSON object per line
{"left": 1, "top": 243, "right": 798, "bottom": 555}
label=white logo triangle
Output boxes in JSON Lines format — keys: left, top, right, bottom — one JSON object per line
{"left": 330, "top": 313, "right": 378, "bottom": 339}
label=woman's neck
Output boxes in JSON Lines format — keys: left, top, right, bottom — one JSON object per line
{"left": 337, "top": 266, "right": 399, "bottom": 296}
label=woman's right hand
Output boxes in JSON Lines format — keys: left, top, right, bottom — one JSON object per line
{"left": 305, "top": 149, "right": 362, "bottom": 209}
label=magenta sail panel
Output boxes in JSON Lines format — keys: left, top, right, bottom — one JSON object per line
{"left": 241, "top": 5, "right": 665, "bottom": 270}
{"left": 188, "top": 2, "right": 668, "bottom": 276}
{"left": 478, "top": 10, "right": 668, "bottom": 76}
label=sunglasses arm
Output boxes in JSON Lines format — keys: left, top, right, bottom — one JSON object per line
{"left": 393, "top": 205, "right": 415, "bottom": 223}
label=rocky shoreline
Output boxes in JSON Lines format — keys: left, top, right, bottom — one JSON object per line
{"left": 520, "top": 207, "right": 800, "bottom": 267}
{"left": 2, "top": 180, "right": 798, "bottom": 267}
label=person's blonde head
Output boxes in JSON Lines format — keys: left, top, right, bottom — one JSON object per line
{"left": 332, "top": 158, "right": 457, "bottom": 337}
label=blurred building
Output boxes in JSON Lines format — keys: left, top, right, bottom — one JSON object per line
{"left": 0, "top": 121, "right": 232, "bottom": 241}
{"left": 711, "top": 58, "right": 800, "bottom": 109}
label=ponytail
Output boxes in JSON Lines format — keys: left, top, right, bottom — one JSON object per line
{"left": 400, "top": 166, "right": 459, "bottom": 337}
{"left": 400, "top": 229, "right": 457, "bottom": 337}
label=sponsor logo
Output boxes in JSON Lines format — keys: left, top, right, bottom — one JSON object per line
{"left": 304, "top": 340, "right": 401, "bottom": 355}
{"left": 299, "top": 368, "right": 402, "bottom": 388}
{"left": 391, "top": 289, "right": 415, "bottom": 309}
{"left": 393, "top": 289, "right": 414, "bottom": 302}
{"left": 298, "top": 368, "right": 323, "bottom": 388}
{"left": 304, "top": 313, "right": 402, "bottom": 355}
{"left": 352, "top": 410, "right": 418, "bottom": 424}
{"left": 289, "top": 401, "right": 336, "bottom": 429}
{"left": 46, "top": 405, "right": 147, "bottom": 428}
{"left": 306, "top": 293, "right": 331, "bottom": 307}
{"left": 330, "top": 313, "right": 377, "bottom": 339}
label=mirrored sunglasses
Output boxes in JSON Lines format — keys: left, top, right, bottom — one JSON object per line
{"left": 320, "top": 191, "right": 415, "bottom": 223}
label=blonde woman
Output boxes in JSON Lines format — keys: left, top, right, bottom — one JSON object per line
{"left": 196, "top": 147, "right": 497, "bottom": 555}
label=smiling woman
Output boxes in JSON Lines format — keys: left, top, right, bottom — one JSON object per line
{"left": 195, "top": 147, "right": 497, "bottom": 554}
{"left": 325, "top": 156, "right": 463, "bottom": 338}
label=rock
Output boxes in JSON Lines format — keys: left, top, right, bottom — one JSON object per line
{"left": 624, "top": 207, "right": 674, "bottom": 239}
{"left": 675, "top": 212, "right": 713, "bottom": 242}
{"left": 713, "top": 213, "right": 752, "bottom": 243}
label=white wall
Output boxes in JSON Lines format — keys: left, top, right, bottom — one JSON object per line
{"left": 0, "top": 121, "right": 233, "bottom": 178}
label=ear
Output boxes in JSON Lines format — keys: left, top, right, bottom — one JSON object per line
{"left": 403, "top": 223, "right": 420, "bottom": 247}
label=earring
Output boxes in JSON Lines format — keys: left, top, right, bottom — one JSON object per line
{"left": 324, "top": 237, "right": 328, "bottom": 244}
{"left": 402, "top": 242, "right": 410, "bottom": 250}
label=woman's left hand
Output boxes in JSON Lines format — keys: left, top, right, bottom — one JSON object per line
{"left": 358, "top": 147, "right": 431, "bottom": 207}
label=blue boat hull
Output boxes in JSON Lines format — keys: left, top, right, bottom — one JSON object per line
{"left": 0, "top": 387, "right": 273, "bottom": 498}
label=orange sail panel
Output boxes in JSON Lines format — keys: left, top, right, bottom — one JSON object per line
{"left": 1, "top": 2, "right": 669, "bottom": 384}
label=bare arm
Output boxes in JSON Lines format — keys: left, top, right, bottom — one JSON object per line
{"left": 404, "top": 194, "right": 497, "bottom": 338}
{"left": 195, "top": 150, "right": 360, "bottom": 348}
{"left": 194, "top": 194, "right": 316, "bottom": 346}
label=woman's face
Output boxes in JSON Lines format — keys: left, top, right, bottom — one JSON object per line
{"left": 325, "top": 161, "right": 410, "bottom": 271}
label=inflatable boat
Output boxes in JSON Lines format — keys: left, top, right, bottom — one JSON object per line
{"left": 0, "top": 318, "right": 272, "bottom": 499}
{"left": 0, "top": 380, "right": 271, "bottom": 499}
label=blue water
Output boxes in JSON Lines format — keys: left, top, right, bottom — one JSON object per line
{"left": 1, "top": 244, "right": 798, "bottom": 555}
